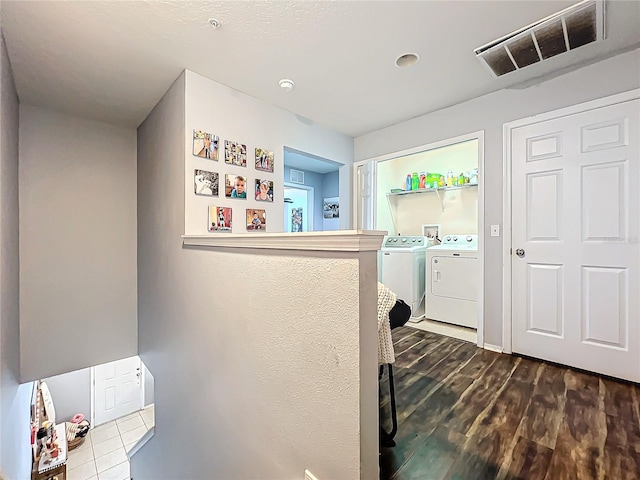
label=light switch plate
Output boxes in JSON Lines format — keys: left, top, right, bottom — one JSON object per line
{"left": 490, "top": 225, "right": 500, "bottom": 237}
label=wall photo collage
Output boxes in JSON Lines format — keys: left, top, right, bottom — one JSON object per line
{"left": 192, "top": 129, "right": 274, "bottom": 233}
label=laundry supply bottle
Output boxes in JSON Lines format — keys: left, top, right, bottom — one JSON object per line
{"left": 406, "top": 174, "right": 412, "bottom": 191}
{"left": 446, "top": 171, "right": 453, "bottom": 187}
{"left": 411, "top": 172, "right": 419, "bottom": 190}
{"left": 419, "top": 172, "right": 426, "bottom": 189}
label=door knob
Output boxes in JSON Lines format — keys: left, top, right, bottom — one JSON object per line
{"left": 515, "top": 248, "right": 525, "bottom": 258}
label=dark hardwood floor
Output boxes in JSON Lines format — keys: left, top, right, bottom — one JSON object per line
{"left": 379, "top": 326, "right": 640, "bottom": 480}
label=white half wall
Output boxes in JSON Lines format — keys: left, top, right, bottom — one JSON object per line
{"left": 19, "top": 105, "right": 138, "bottom": 381}
{"left": 184, "top": 70, "right": 353, "bottom": 235}
{"left": 133, "top": 72, "right": 378, "bottom": 479}
{"left": 355, "top": 48, "right": 640, "bottom": 347}
{"left": 1, "top": 27, "right": 33, "bottom": 480}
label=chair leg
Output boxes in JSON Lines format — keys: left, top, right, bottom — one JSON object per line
{"left": 388, "top": 364, "right": 398, "bottom": 439}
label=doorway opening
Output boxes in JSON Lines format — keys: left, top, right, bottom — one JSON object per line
{"left": 283, "top": 147, "right": 342, "bottom": 232}
{"left": 354, "top": 131, "right": 485, "bottom": 348}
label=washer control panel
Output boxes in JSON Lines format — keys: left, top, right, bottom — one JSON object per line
{"left": 441, "top": 235, "right": 478, "bottom": 247}
{"left": 383, "top": 236, "right": 427, "bottom": 248}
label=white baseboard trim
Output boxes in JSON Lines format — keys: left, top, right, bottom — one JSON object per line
{"left": 483, "top": 343, "right": 504, "bottom": 353}
{"left": 126, "top": 426, "right": 154, "bottom": 459}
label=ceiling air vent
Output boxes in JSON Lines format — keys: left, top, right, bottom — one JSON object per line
{"left": 290, "top": 169, "right": 305, "bottom": 184}
{"left": 474, "top": 0, "right": 605, "bottom": 77}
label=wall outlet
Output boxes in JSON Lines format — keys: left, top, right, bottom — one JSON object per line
{"left": 490, "top": 224, "right": 500, "bottom": 237}
{"left": 304, "top": 469, "right": 319, "bottom": 480}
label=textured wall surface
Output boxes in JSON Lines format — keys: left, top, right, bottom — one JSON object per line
{"left": 1, "top": 28, "right": 33, "bottom": 480}
{"left": 19, "top": 105, "right": 138, "bottom": 381}
{"left": 355, "top": 48, "right": 640, "bottom": 347}
{"left": 133, "top": 72, "right": 378, "bottom": 479}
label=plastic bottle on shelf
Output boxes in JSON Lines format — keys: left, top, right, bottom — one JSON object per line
{"left": 419, "top": 172, "right": 426, "bottom": 189}
{"left": 446, "top": 171, "right": 453, "bottom": 187}
{"left": 411, "top": 172, "right": 419, "bottom": 190}
{"left": 405, "top": 174, "right": 412, "bottom": 191}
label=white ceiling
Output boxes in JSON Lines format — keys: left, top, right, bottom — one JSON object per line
{"left": 2, "top": 1, "right": 639, "bottom": 137}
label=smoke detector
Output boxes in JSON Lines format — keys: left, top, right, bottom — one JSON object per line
{"left": 474, "top": 0, "right": 605, "bottom": 77}
{"left": 279, "top": 79, "right": 295, "bottom": 92}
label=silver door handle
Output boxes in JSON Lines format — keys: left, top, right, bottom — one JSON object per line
{"left": 515, "top": 248, "right": 525, "bottom": 258}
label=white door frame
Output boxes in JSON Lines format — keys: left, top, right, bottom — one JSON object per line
{"left": 351, "top": 159, "right": 377, "bottom": 230}
{"left": 354, "top": 130, "right": 486, "bottom": 349}
{"left": 502, "top": 89, "right": 640, "bottom": 355}
{"left": 284, "top": 182, "right": 314, "bottom": 231}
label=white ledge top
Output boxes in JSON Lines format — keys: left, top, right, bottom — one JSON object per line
{"left": 182, "top": 230, "right": 387, "bottom": 252}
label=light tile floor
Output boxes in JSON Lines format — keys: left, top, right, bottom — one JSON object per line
{"left": 67, "top": 405, "right": 154, "bottom": 480}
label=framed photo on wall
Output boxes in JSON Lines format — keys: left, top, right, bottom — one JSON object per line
{"left": 255, "top": 148, "right": 274, "bottom": 173}
{"left": 323, "top": 197, "right": 339, "bottom": 219}
{"left": 193, "top": 130, "right": 219, "bottom": 160}
{"left": 255, "top": 179, "right": 274, "bottom": 202}
{"left": 246, "top": 209, "right": 266, "bottom": 231}
{"left": 194, "top": 169, "right": 219, "bottom": 196}
{"left": 224, "top": 140, "right": 247, "bottom": 167}
{"left": 209, "top": 206, "right": 232, "bottom": 232}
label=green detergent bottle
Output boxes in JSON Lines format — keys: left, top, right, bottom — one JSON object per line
{"left": 411, "top": 172, "right": 419, "bottom": 190}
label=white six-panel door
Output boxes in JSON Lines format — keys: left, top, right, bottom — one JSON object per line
{"left": 511, "top": 96, "right": 639, "bottom": 382}
{"left": 93, "top": 355, "right": 142, "bottom": 425}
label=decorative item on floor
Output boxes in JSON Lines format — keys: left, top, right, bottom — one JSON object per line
{"left": 255, "top": 148, "right": 274, "bottom": 173}
{"left": 208, "top": 206, "right": 232, "bottom": 232}
{"left": 323, "top": 197, "right": 339, "bottom": 219}
{"left": 65, "top": 418, "right": 90, "bottom": 451}
{"left": 224, "top": 139, "right": 247, "bottom": 167}
{"left": 246, "top": 209, "right": 266, "bottom": 231}
{"left": 194, "top": 169, "right": 219, "bottom": 196}
{"left": 192, "top": 130, "right": 219, "bottom": 160}
{"left": 225, "top": 174, "right": 247, "bottom": 198}
{"left": 255, "top": 179, "right": 274, "bottom": 202}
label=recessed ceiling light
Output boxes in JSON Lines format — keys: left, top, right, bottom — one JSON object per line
{"left": 279, "top": 79, "right": 295, "bottom": 92}
{"left": 395, "top": 53, "right": 420, "bottom": 67}
{"left": 208, "top": 18, "right": 221, "bottom": 28}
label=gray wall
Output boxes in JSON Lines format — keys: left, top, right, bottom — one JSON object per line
{"left": 132, "top": 71, "right": 376, "bottom": 480}
{"left": 355, "top": 48, "right": 640, "bottom": 347}
{"left": 0, "top": 29, "right": 33, "bottom": 480}
{"left": 19, "top": 105, "right": 138, "bottom": 381}
{"left": 42, "top": 368, "right": 91, "bottom": 423}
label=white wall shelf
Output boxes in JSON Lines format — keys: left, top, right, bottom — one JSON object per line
{"left": 385, "top": 183, "right": 478, "bottom": 197}
{"left": 386, "top": 184, "right": 478, "bottom": 233}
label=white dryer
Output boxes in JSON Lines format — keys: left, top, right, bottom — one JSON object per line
{"left": 379, "top": 236, "right": 429, "bottom": 322}
{"left": 426, "top": 235, "right": 478, "bottom": 328}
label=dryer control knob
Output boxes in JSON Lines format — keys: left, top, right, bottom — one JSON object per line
{"left": 401, "top": 238, "right": 407, "bottom": 242}
{"left": 412, "top": 238, "right": 416, "bottom": 242}
{"left": 466, "top": 236, "right": 473, "bottom": 242}
{"left": 445, "top": 236, "right": 451, "bottom": 241}
{"left": 453, "top": 236, "right": 458, "bottom": 241}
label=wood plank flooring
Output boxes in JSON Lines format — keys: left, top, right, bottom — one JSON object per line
{"left": 379, "top": 326, "right": 640, "bottom": 480}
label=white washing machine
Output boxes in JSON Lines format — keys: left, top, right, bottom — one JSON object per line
{"left": 426, "top": 235, "right": 478, "bottom": 328}
{"left": 379, "top": 235, "right": 429, "bottom": 322}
